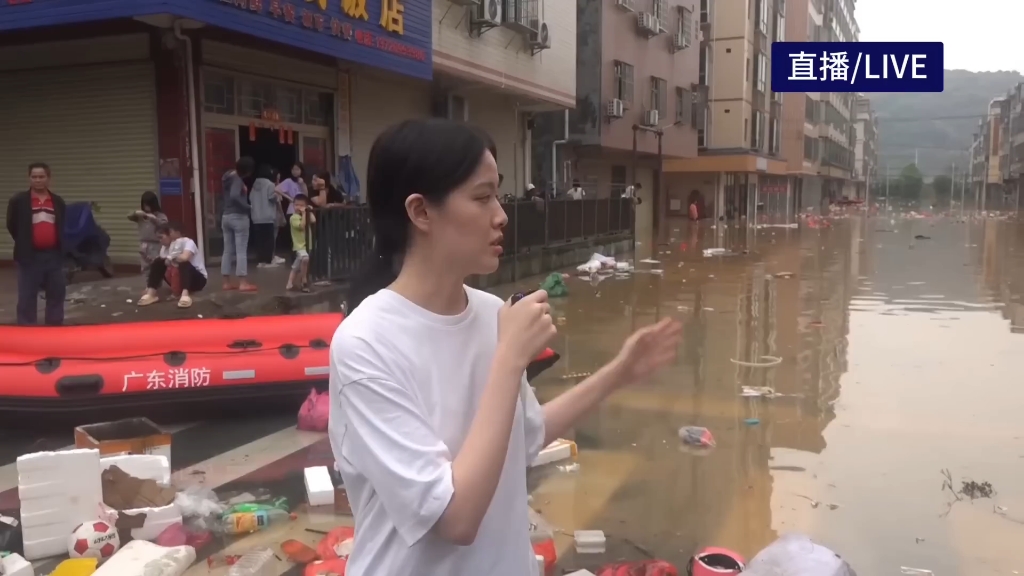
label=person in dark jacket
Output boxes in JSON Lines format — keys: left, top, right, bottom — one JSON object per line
{"left": 6, "top": 162, "right": 67, "bottom": 325}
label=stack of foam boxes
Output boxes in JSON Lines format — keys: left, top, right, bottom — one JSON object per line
{"left": 17, "top": 448, "right": 103, "bottom": 560}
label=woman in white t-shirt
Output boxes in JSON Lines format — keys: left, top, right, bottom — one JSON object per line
{"left": 329, "top": 119, "right": 682, "bottom": 576}
{"left": 136, "top": 221, "right": 208, "bottom": 308}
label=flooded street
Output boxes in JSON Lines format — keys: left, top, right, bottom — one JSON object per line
{"left": 523, "top": 216, "right": 1024, "bottom": 575}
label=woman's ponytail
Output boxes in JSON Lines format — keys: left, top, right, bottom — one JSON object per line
{"left": 346, "top": 223, "right": 403, "bottom": 312}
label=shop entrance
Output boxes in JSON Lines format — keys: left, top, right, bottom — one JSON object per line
{"left": 238, "top": 125, "right": 298, "bottom": 181}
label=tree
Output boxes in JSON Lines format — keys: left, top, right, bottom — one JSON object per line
{"left": 932, "top": 175, "right": 953, "bottom": 206}
{"left": 896, "top": 163, "right": 924, "bottom": 200}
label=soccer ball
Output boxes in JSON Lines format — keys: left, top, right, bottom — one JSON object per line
{"left": 67, "top": 520, "right": 120, "bottom": 559}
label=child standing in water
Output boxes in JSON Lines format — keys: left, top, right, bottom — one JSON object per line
{"left": 287, "top": 194, "right": 315, "bottom": 292}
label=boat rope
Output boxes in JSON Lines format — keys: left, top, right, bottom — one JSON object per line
{"left": 729, "top": 356, "right": 782, "bottom": 367}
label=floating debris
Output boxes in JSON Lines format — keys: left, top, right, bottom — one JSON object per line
{"left": 730, "top": 356, "right": 783, "bottom": 367}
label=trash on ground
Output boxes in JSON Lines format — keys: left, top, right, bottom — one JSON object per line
{"left": 529, "top": 509, "right": 558, "bottom": 574}
{"left": 900, "top": 568, "right": 934, "bottom": 576}
{"left": 741, "top": 386, "right": 778, "bottom": 398}
{"left": 67, "top": 520, "right": 119, "bottom": 560}
{"left": 557, "top": 462, "right": 580, "bottom": 473}
{"left": 690, "top": 547, "right": 744, "bottom": 576}
{"left": 531, "top": 438, "right": 578, "bottom": 467}
{"left": 0, "top": 553, "right": 34, "bottom": 576}
{"left": 639, "top": 258, "right": 660, "bottom": 264}
{"left": 743, "top": 534, "right": 856, "bottom": 576}
{"left": 304, "top": 466, "right": 334, "bottom": 507}
{"left": 225, "top": 546, "right": 275, "bottom": 575}
{"left": 678, "top": 426, "right": 716, "bottom": 449}
{"left": 773, "top": 272, "right": 795, "bottom": 279}
{"left": 540, "top": 272, "right": 569, "bottom": 297}
{"left": 730, "top": 355, "right": 782, "bottom": 367}
{"left": 281, "top": 539, "right": 318, "bottom": 564}
{"left": 743, "top": 418, "right": 760, "bottom": 426}
{"left": 794, "top": 494, "right": 839, "bottom": 510}
{"left": 574, "top": 530, "right": 606, "bottom": 554}
{"left": 74, "top": 418, "right": 172, "bottom": 463}
{"left": 315, "top": 526, "right": 355, "bottom": 560}
{"left": 49, "top": 558, "right": 98, "bottom": 576}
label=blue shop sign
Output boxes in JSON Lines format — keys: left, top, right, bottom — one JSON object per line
{"left": 0, "top": 0, "right": 432, "bottom": 80}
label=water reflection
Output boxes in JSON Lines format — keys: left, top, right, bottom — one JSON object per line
{"left": 520, "top": 217, "right": 1024, "bottom": 575}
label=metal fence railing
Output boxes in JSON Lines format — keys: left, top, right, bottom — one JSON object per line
{"left": 307, "top": 198, "right": 635, "bottom": 283}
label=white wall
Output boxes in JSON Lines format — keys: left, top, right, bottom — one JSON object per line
{"left": 464, "top": 89, "right": 528, "bottom": 196}
{"left": 433, "top": 0, "right": 576, "bottom": 108}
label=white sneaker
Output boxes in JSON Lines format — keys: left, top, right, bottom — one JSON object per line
{"left": 271, "top": 256, "right": 286, "bottom": 265}
{"left": 256, "top": 262, "right": 269, "bottom": 268}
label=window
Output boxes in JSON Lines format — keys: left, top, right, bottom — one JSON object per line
{"left": 804, "top": 95, "right": 817, "bottom": 123}
{"left": 773, "top": 10, "right": 785, "bottom": 42}
{"left": 700, "top": 0, "right": 708, "bottom": 23}
{"left": 678, "top": 6, "right": 693, "bottom": 46}
{"left": 653, "top": 0, "right": 668, "bottom": 21}
{"left": 614, "top": 61, "right": 635, "bottom": 105}
{"left": 769, "top": 117, "right": 780, "bottom": 154}
{"left": 202, "top": 70, "right": 236, "bottom": 115}
{"left": 746, "top": 57, "right": 751, "bottom": 81}
{"left": 803, "top": 136, "right": 815, "bottom": 160}
{"left": 698, "top": 45, "right": 709, "bottom": 85}
{"left": 697, "top": 126, "right": 707, "bottom": 148}
{"left": 650, "top": 76, "right": 667, "bottom": 115}
{"left": 676, "top": 87, "right": 692, "bottom": 124}
{"left": 756, "top": 54, "right": 767, "bottom": 93}
{"left": 751, "top": 111, "right": 765, "bottom": 149}
{"left": 756, "top": 0, "right": 768, "bottom": 33}
{"left": 690, "top": 88, "right": 705, "bottom": 129}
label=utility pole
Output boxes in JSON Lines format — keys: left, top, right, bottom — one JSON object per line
{"left": 951, "top": 161, "right": 956, "bottom": 212}
{"left": 884, "top": 165, "right": 890, "bottom": 213}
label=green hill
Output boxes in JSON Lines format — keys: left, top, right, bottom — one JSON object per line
{"left": 869, "top": 69, "right": 1023, "bottom": 177}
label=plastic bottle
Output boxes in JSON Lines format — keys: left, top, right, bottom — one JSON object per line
{"left": 226, "top": 546, "right": 275, "bottom": 576}
{"left": 220, "top": 508, "right": 290, "bottom": 535}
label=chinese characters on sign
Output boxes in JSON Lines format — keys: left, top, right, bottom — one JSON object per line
{"left": 218, "top": 0, "right": 425, "bottom": 62}
{"left": 770, "top": 42, "right": 944, "bottom": 93}
{"left": 123, "top": 368, "right": 212, "bottom": 392}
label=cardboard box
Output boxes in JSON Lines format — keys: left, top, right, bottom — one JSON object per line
{"left": 74, "top": 418, "right": 171, "bottom": 464}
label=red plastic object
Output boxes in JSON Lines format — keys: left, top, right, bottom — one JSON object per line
{"left": 598, "top": 559, "right": 678, "bottom": 576}
{"left": 305, "top": 558, "right": 347, "bottom": 576}
{"left": 316, "top": 526, "right": 355, "bottom": 561}
{"left": 532, "top": 538, "right": 556, "bottom": 574}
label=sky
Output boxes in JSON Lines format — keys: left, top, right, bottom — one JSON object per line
{"left": 855, "top": 0, "right": 1023, "bottom": 73}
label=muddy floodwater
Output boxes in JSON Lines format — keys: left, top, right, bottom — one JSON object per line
{"left": 514, "top": 216, "right": 1024, "bottom": 575}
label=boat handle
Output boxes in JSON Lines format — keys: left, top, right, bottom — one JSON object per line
{"left": 55, "top": 375, "right": 104, "bottom": 396}
{"left": 227, "top": 339, "right": 262, "bottom": 349}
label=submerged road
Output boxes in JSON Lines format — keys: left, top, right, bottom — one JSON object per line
{"left": 4, "top": 215, "right": 1024, "bottom": 575}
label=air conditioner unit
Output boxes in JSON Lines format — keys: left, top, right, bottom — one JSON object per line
{"left": 607, "top": 99, "right": 625, "bottom": 118}
{"left": 643, "top": 109, "right": 659, "bottom": 126}
{"left": 672, "top": 31, "right": 688, "bottom": 50}
{"left": 529, "top": 22, "right": 551, "bottom": 52}
{"left": 657, "top": 16, "right": 667, "bottom": 33}
{"left": 637, "top": 12, "right": 657, "bottom": 34}
{"left": 616, "top": 0, "right": 635, "bottom": 11}
{"left": 478, "top": 0, "right": 502, "bottom": 25}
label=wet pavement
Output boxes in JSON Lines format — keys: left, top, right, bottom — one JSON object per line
{"left": 4, "top": 214, "right": 1024, "bottom": 574}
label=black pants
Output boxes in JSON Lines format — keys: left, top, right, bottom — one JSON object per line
{"left": 16, "top": 250, "right": 65, "bottom": 326}
{"left": 253, "top": 222, "right": 276, "bottom": 264}
{"left": 148, "top": 259, "right": 207, "bottom": 293}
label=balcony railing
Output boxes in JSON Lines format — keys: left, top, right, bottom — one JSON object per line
{"left": 307, "top": 198, "right": 636, "bottom": 283}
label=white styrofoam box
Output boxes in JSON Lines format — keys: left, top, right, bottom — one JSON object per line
{"left": 118, "top": 504, "right": 183, "bottom": 542}
{"left": 304, "top": 466, "right": 334, "bottom": 507}
{"left": 564, "top": 571, "right": 597, "bottom": 576}
{"left": 573, "top": 530, "right": 606, "bottom": 554}
{"left": 93, "top": 540, "right": 195, "bottom": 576}
{"left": 17, "top": 449, "right": 103, "bottom": 560}
{"left": 531, "top": 439, "right": 577, "bottom": 467}
{"left": 0, "top": 553, "right": 34, "bottom": 576}
{"left": 100, "top": 454, "right": 171, "bottom": 486}
{"left": 536, "top": 554, "right": 545, "bottom": 575}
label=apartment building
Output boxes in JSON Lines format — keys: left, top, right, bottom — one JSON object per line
{"left": 853, "top": 95, "right": 877, "bottom": 201}
{"left": 434, "top": 0, "right": 576, "bottom": 197}
{"left": 661, "top": 0, "right": 790, "bottom": 221}
{"left": 531, "top": 0, "right": 702, "bottom": 240}
{"left": 776, "top": 0, "right": 858, "bottom": 215}
{"left": 969, "top": 96, "right": 1012, "bottom": 212}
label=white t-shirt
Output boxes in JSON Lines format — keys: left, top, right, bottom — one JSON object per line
{"left": 160, "top": 238, "right": 208, "bottom": 278}
{"left": 622, "top": 186, "right": 636, "bottom": 198}
{"left": 329, "top": 287, "right": 546, "bottom": 576}
{"left": 567, "top": 187, "right": 585, "bottom": 200}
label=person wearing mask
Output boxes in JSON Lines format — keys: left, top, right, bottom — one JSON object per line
{"left": 567, "top": 179, "right": 586, "bottom": 200}
{"left": 6, "top": 162, "right": 67, "bottom": 326}
{"left": 330, "top": 119, "right": 682, "bottom": 576}
{"left": 311, "top": 171, "right": 345, "bottom": 207}
{"left": 137, "top": 221, "right": 207, "bottom": 308}
{"left": 128, "top": 190, "right": 169, "bottom": 274}
{"left": 251, "top": 165, "right": 285, "bottom": 268}
{"left": 221, "top": 156, "right": 257, "bottom": 292}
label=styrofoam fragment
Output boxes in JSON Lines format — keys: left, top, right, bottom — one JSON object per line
{"left": 531, "top": 439, "right": 577, "bottom": 467}
{"left": 304, "top": 466, "right": 334, "bottom": 507}
{"left": 0, "top": 553, "right": 34, "bottom": 576}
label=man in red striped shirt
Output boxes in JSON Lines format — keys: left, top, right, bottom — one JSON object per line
{"left": 5, "top": 162, "right": 67, "bottom": 325}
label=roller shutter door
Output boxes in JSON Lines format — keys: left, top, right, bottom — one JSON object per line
{"left": 0, "top": 63, "right": 158, "bottom": 264}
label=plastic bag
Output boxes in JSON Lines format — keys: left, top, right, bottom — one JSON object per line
{"left": 316, "top": 526, "right": 355, "bottom": 561}
{"left": 743, "top": 534, "right": 857, "bottom": 576}
{"left": 539, "top": 273, "right": 568, "bottom": 297}
{"left": 298, "top": 388, "right": 330, "bottom": 432}
{"left": 174, "top": 485, "right": 225, "bottom": 520}
{"left": 678, "top": 426, "right": 716, "bottom": 448}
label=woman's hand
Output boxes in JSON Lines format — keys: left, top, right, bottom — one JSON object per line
{"left": 497, "top": 290, "right": 556, "bottom": 371}
{"left": 608, "top": 317, "right": 683, "bottom": 387}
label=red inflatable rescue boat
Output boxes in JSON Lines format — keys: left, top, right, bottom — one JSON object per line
{"left": 0, "top": 314, "right": 560, "bottom": 412}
